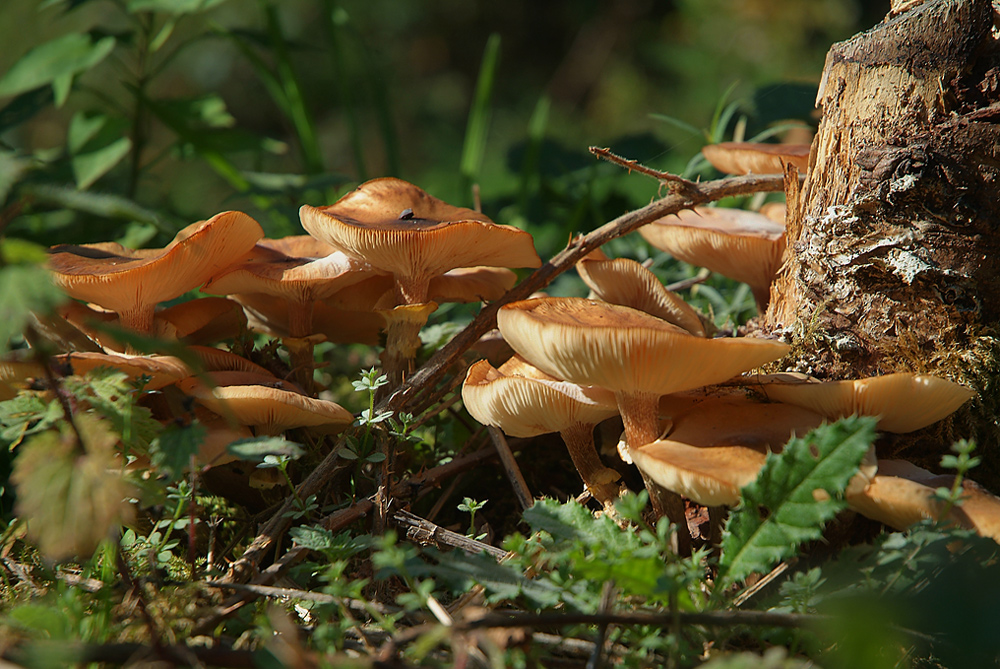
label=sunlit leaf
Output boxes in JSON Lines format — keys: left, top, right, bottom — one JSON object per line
{"left": 719, "top": 416, "right": 877, "bottom": 584}
{"left": 127, "top": 0, "right": 227, "bottom": 15}
{"left": 227, "top": 436, "right": 304, "bottom": 461}
{"left": 149, "top": 421, "right": 205, "bottom": 481}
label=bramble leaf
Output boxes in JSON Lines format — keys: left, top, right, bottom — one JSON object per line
{"left": 719, "top": 416, "right": 877, "bottom": 584}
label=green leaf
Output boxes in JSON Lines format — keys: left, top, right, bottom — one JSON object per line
{"left": 460, "top": 33, "right": 501, "bottom": 190}
{"left": 127, "top": 0, "right": 227, "bottom": 15}
{"left": 149, "top": 421, "right": 206, "bottom": 481}
{"left": 0, "top": 150, "right": 32, "bottom": 204}
{"left": 0, "top": 238, "right": 49, "bottom": 265}
{"left": 12, "top": 415, "right": 134, "bottom": 560}
{"left": 0, "top": 393, "right": 63, "bottom": 446}
{"left": 227, "top": 436, "right": 304, "bottom": 461}
{"left": 0, "top": 34, "right": 116, "bottom": 103}
{"left": 0, "top": 264, "right": 68, "bottom": 354}
{"left": 72, "top": 136, "right": 131, "bottom": 189}
{"left": 719, "top": 416, "right": 877, "bottom": 584}
{"left": 0, "top": 87, "right": 55, "bottom": 134}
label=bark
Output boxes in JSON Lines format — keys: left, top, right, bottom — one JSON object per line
{"left": 761, "top": 0, "right": 1000, "bottom": 486}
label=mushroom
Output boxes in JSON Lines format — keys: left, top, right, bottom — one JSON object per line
{"left": 576, "top": 249, "right": 707, "bottom": 336}
{"left": 48, "top": 212, "right": 264, "bottom": 337}
{"left": 299, "top": 177, "right": 541, "bottom": 386}
{"left": 497, "top": 297, "right": 790, "bottom": 548}
{"left": 753, "top": 372, "right": 976, "bottom": 433}
{"left": 462, "top": 356, "right": 622, "bottom": 508}
{"left": 701, "top": 141, "right": 810, "bottom": 176}
{"left": 847, "top": 459, "right": 1000, "bottom": 542}
{"left": 179, "top": 382, "right": 354, "bottom": 436}
{"left": 638, "top": 206, "right": 786, "bottom": 311}
{"left": 299, "top": 178, "right": 540, "bottom": 305}
{"left": 57, "top": 351, "right": 191, "bottom": 390}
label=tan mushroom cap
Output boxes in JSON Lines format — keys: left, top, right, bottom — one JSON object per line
{"left": 58, "top": 351, "right": 190, "bottom": 390}
{"left": 577, "top": 251, "right": 706, "bottom": 336}
{"left": 0, "top": 356, "right": 46, "bottom": 400}
{"left": 630, "top": 395, "right": 826, "bottom": 506}
{"left": 639, "top": 206, "right": 785, "bottom": 310}
{"left": 755, "top": 372, "right": 976, "bottom": 433}
{"left": 299, "top": 177, "right": 540, "bottom": 304}
{"left": 496, "top": 297, "right": 789, "bottom": 397}
{"left": 462, "top": 358, "right": 618, "bottom": 438}
{"left": 427, "top": 267, "right": 518, "bottom": 303}
{"left": 184, "top": 384, "right": 354, "bottom": 436}
{"left": 701, "top": 142, "right": 810, "bottom": 175}
{"left": 847, "top": 459, "right": 1000, "bottom": 541}
{"left": 48, "top": 212, "right": 264, "bottom": 333}
{"left": 154, "top": 297, "right": 248, "bottom": 344}
{"left": 187, "top": 345, "right": 273, "bottom": 377}
{"left": 233, "top": 293, "right": 384, "bottom": 345}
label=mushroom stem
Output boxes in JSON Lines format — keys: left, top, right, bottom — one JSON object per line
{"left": 751, "top": 285, "right": 771, "bottom": 313}
{"left": 395, "top": 275, "right": 430, "bottom": 306}
{"left": 616, "top": 389, "right": 692, "bottom": 555}
{"left": 118, "top": 303, "right": 156, "bottom": 336}
{"left": 559, "top": 422, "right": 622, "bottom": 510}
{"left": 378, "top": 303, "right": 437, "bottom": 393}
{"left": 286, "top": 301, "right": 317, "bottom": 394}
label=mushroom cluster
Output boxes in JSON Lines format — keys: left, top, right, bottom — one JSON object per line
{"left": 29, "top": 178, "right": 540, "bottom": 492}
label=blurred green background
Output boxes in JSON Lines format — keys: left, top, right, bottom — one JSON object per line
{"left": 0, "top": 0, "right": 888, "bottom": 268}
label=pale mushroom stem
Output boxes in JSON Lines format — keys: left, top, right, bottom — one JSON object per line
{"left": 616, "top": 389, "right": 692, "bottom": 556}
{"left": 286, "top": 300, "right": 317, "bottom": 394}
{"left": 560, "top": 422, "right": 622, "bottom": 510}
{"left": 379, "top": 300, "right": 436, "bottom": 394}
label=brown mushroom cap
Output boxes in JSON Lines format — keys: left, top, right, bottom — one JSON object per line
{"left": 462, "top": 357, "right": 618, "bottom": 438}
{"left": 701, "top": 142, "right": 810, "bottom": 175}
{"left": 427, "top": 267, "right": 518, "bottom": 303}
{"left": 577, "top": 252, "right": 706, "bottom": 336}
{"left": 497, "top": 297, "right": 789, "bottom": 397}
{"left": 233, "top": 293, "right": 384, "bottom": 345}
{"left": 847, "top": 459, "right": 1000, "bottom": 541}
{"left": 58, "top": 351, "right": 190, "bottom": 390}
{"left": 48, "top": 212, "right": 264, "bottom": 333}
{"left": 183, "top": 383, "right": 354, "bottom": 436}
{"left": 299, "top": 178, "right": 540, "bottom": 304}
{"left": 629, "top": 395, "right": 826, "bottom": 506}
{"left": 755, "top": 372, "right": 976, "bottom": 433}
{"left": 639, "top": 206, "right": 785, "bottom": 310}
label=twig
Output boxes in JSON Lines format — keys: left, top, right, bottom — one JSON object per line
{"left": 488, "top": 427, "right": 534, "bottom": 511}
{"left": 590, "top": 146, "right": 703, "bottom": 197}
{"left": 461, "top": 609, "right": 824, "bottom": 630}
{"left": 221, "top": 172, "right": 787, "bottom": 584}
{"left": 194, "top": 444, "right": 506, "bottom": 633}
{"left": 392, "top": 509, "right": 507, "bottom": 559}
{"left": 587, "top": 581, "right": 616, "bottom": 669}
{"left": 665, "top": 268, "right": 712, "bottom": 293}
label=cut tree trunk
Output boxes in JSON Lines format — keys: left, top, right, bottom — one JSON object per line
{"left": 759, "top": 0, "right": 1000, "bottom": 487}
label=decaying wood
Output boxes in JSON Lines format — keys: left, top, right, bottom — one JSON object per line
{"left": 761, "top": 0, "right": 1000, "bottom": 484}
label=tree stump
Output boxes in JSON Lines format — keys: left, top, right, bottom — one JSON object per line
{"left": 760, "top": 0, "right": 1000, "bottom": 485}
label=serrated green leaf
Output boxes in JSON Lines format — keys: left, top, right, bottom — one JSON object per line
{"left": 0, "top": 393, "right": 63, "bottom": 446}
{"left": 227, "top": 436, "right": 304, "bottom": 461}
{"left": 149, "top": 421, "right": 205, "bottom": 481}
{"left": 63, "top": 369, "right": 160, "bottom": 451}
{"left": 719, "top": 416, "right": 877, "bottom": 584}
{"left": 0, "top": 264, "right": 68, "bottom": 354}
{"left": 0, "top": 33, "right": 115, "bottom": 100}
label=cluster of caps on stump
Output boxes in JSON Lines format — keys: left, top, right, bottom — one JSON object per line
{"left": 462, "top": 140, "right": 994, "bottom": 546}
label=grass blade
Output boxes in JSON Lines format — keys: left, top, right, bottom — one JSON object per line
{"left": 460, "top": 33, "right": 501, "bottom": 199}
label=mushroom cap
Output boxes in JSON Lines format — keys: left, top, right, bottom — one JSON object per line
{"left": 639, "top": 206, "right": 785, "bottom": 303}
{"left": 186, "top": 345, "right": 274, "bottom": 376}
{"left": 299, "top": 178, "right": 541, "bottom": 284}
{"left": 48, "top": 212, "right": 264, "bottom": 321}
{"left": 577, "top": 253, "right": 706, "bottom": 336}
{"left": 846, "top": 459, "right": 1000, "bottom": 542}
{"left": 462, "top": 357, "right": 619, "bottom": 438}
{"left": 427, "top": 267, "right": 517, "bottom": 303}
{"left": 755, "top": 372, "right": 976, "bottom": 433}
{"left": 154, "top": 297, "right": 248, "bottom": 345}
{"left": 629, "top": 395, "right": 825, "bottom": 505}
{"left": 183, "top": 383, "right": 354, "bottom": 436}
{"left": 202, "top": 248, "right": 383, "bottom": 304}
{"left": 58, "top": 351, "right": 190, "bottom": 390}
{"left": 701, "top": 142, "right": 810, "bottom": 175}
{"left": 233, "top": 293, "right": 384, "bottom": 345}
{"left": 496, "top": 297, "right": 789, "bottom": 396}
